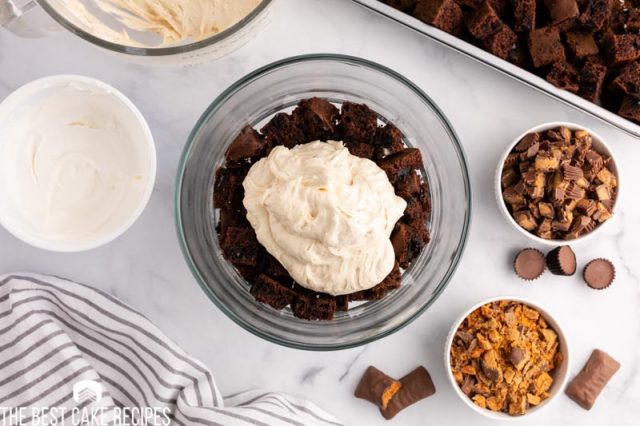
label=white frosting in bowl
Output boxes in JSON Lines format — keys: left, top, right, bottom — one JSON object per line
{"left": 0, "top": 76, "right": 155, "bottom": 251}
{"left": 243, "top": 141, "right": 407, "bottom": 296}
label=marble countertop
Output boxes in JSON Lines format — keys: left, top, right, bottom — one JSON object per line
{"left": 1, "top": 0, "right": 639, "bottom": 424}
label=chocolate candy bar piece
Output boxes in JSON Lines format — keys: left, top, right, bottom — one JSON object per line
{"left": 381, "top": 367, "right": 436, "bottom": 419}
{"left": 354, "top": 366, "right": 402, "bottom": 410}
{"left": 566, "top": 349, "right": 620, "bottom": 410}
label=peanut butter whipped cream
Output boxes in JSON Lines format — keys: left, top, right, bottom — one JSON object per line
{"left": 243, "top": 141, "right": 407, "bottom": 296}
{"left": 53, "top": 0, "right": 261, "bottom": 46}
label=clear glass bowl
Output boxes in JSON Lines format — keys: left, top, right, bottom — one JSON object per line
{"left": 176, "top": 54, "right": 471, "bottom": 350}
{"left": 32, "top": 0, "right": 272, "bottom": 64}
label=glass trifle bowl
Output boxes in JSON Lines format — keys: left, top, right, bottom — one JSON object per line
{"left": 176, "top": 54, "right": 471, "bottom": 350}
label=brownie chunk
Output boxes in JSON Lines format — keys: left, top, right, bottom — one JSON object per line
{"left": 260, "top": 113, "right": 306, "bottom": 149}
{"left": 483, "top": 24, "right": 518, "bottom": 59}
{"left": 619, "top": 96, "right": 640, "bottom": 123}
{"left": 339, "top": 102, "right": 378, "bottom": 144}
{"left": 604, "top": 33, "right": 640, "bottom": 66}
{"left": 544, "top": 0, "right": 579, "bottom": 25}
{"left": 373, "top": 123, "right": 405, "bottom": 159}
{"left": 392, "top": 223, "right": 422, "bottom": 267}
{"left": 213, "top": 167, "right": 247, "bottom": 209}
{"left": 225, "top": 125, "right": 268, "bottom": 164}
{"left": 528, "top": 27, "right": 566, "bottom": 67}
{"left": 579, "top": 0, "right": 612, "bottom": 31}
{"left": 413, "top": 0, "right": 464, "bottom": 34}
{"left": 344, "top": 141, "right": 376, "bottom": 160}
{"left": 465, "top": 1, "right": 503, "bottom": 39}
{"left": 293, "top": 97, "right": 339, "bottom": 141}
{"left": 250, "top": 274, "right": 296, "bottom": 310}
{"left": 610, "top": 61, "right": 640, "bottom": 99}
{"left": 377, "top": 148, "right": 424, "bottom": 183}
{"left": 565, "top": 31, "right": 599, "bottom": 59}
{"left": 512, "top": 0, "right": 536, "bottom": 32}
{"left": 220, "top": 226, "right": 259, "bottom": 267}
{"left": 350, "top": 262, "right": 402, "bottom": 301}
{"left": 627, "top": 8, "right": 640, "bottom": 32}
{"left": 578, "top": 59, "right": 608, "bottom": 103}
{"left": 384, "top": 0, "right": 418, "bottom": 12}
{"left": 394, "top": 170, "right": 423, "bottom": 197}
{"left": 291, "top": 292, "right": 337, "bottom": 320}
{"left": 546, "top": 61, "right": 580, "bottom": 92}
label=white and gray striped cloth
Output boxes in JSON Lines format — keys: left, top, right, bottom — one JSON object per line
{"left": 0, "top": 273, "right": 344, "bottom": 426}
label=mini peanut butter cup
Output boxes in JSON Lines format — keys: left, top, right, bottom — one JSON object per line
{"left": 514, "top": 248, "right": 546, "bottom": 281}
{"left": 546, "top": 246, "right": 577, "bottom": 276}
{"left": 583, "top": 259, "right": 616, "bottom": 290}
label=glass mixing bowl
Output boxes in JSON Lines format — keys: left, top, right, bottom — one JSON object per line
{"left": 176, "top": 54, "right": 471, "bottom": 350}
{"left": 1, "top": 0, "right": 272, "bottom": 65}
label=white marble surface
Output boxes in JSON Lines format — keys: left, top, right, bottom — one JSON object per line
{"left": 1, "top": 0, "right": 639, "bottom": 424}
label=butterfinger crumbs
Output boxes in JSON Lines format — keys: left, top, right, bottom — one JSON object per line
{"left": 450, "top": 301, "right": 563, "bottom": 415}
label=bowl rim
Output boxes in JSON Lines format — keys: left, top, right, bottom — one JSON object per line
{"left": 495, "top": 121, "right": 620, "bottom": 247}
{"left": 444, "top": 296, "right": 572, "bottom": 420}
{"left": 174, "top": 53, "right": 472, "bottom": 351}
{"left": 36, "top": 0, "right": 272, "bottom": 57}
{"left": 0, "top": 74, "right": 156, "bottom": 252}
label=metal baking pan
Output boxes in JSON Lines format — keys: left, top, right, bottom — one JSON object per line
{"left": 351, "top": 0, "right": 640, "bottom": 139}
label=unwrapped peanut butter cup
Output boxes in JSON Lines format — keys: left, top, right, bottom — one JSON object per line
{"left": 514, "top": 248, "right": 546, "bottom": 281}
{"left": 583, "top": 259, "right": 616, "bottom": 290}
{"left": 546, "top": 246, "right": 577, "bottom": 276}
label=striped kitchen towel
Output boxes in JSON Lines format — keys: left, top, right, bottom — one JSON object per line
{"left": 0, "top": 273, "right": 344, "bottom": 426}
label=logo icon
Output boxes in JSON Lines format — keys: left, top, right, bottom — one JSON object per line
{"left": 73, "top": 380, "right": 103, "bottom": 404}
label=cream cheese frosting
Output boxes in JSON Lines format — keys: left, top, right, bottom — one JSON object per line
{"left": 0, "top": 80, "right": 152, "bottom": 247}
{"left": 52, "top": 0, "right": 261, "bottom": 46}
{"left": 243, "top": 141, "right": 407, "bottom": 296}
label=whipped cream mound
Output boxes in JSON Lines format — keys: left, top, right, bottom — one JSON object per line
{"left": 243, "top": 141, "right": 407, "bottom": 296}
{"left": 55, "top": 0, "right": 261, "bottom": 46}
{"left": 0, "top": 80, "right": 151, "bottom": 246}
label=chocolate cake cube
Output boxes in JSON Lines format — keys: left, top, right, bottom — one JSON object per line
{"left": 610, "top": 61, "right": 640, "bottom": 99}
{"left": 225, "top": 125, "right": 268, "bottom": 164}
{"left": 482, "top": 24, "right": 518, "bottom": 59}
{"left": 619, "top": 96, "right": 640, "bottom": 123}
{"left": 403, "top": 194, "right": 428, "bottom": 223}
{"left": 350, "top": 262, "right": 401, "bottom": 301}
{"left": 578, "top": 59, "right": 608, "bottom": 102}
{"left": 528, "top": 27, "right": 566, "bottom": 67}
{"left": 384, "top": 0, "right": 418, "bottom": 13}
{"left": 413, "top": 0, "right": 464, "bottom": 34}
{"left": 339, "top": 102, "right": 378, "bottom": 144}
{"left": 544, "top": 0, "right": 579, "bottom": 25}
{"left": 336, "top": 296, "right": 349, "bottom": 312}
{"left": 604, "top": 33, "right": 640, "bottom": 66}
{"left": 344, "top": 141, "right": 376, "bottom": 160}
{"left": 220, "top": 226, "right": 259, "bottom": 267}
{"left": 250, "top": 274, "right": 296, "bottom": 310}
{"left": 395, "top": 170, "right": 423, "bottom": 197}
{"left": 373, "top": 123, "right": 405, "bottom": 160}
{"left": 291, "top": 293, "right": 337, "bottom": 320}
{"left": 377, "top": 148, "right": 424, "bottom": 183}
{"left": 565, "top": 31, "right": 599, "bottom": 59}
{"left": 293, "top": 97, "right": 339, "bottom": 141}
{"left": 512, "top": 0, "right": 537, "bottom": 32}
{"left": 465, "top": 1, "right": 503, "bottom": 39}
{"left": 260, "top": 112, "right": 306, "bottom": 149}
{"left": 454, "top": 0, "right": 481, "bottom": 8}
{"left": 627, "top": 8, "right": 640, "bottom": 32}
{"left": 213, "top": 167, "right": 247, "bottom": 209}
{"left": 579, "top": 0, "right": 612, "bottom": 31}
{"left": 258, "top": 250, "right": 289, "bottom": 278}
{"left": 391, "top": 223, "right": 414, "bottom": 267}
{"left": 546, "top": 61, "right": 580, "bottom": 93}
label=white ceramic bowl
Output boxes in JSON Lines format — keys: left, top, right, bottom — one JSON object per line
{"left": 0, "top": 75, "right": 156, "bottom": 252}
{"left": 495, "top": 122, "right": 620, "bottom": 246}
{"left": 444, "top": 296, "right": 571, "bottom": 420}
